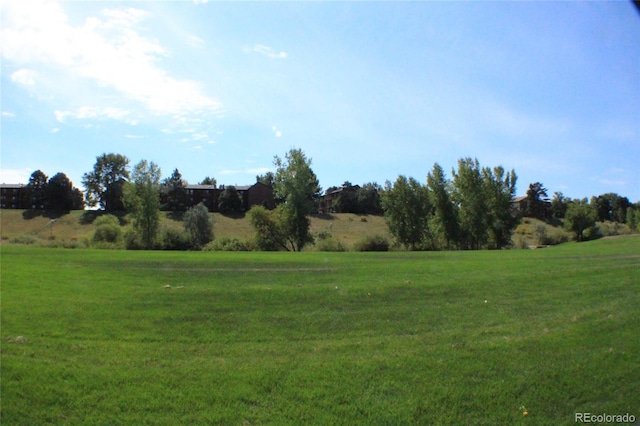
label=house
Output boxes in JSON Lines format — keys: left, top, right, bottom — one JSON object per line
{"left": 0, "top": 184, "right": 28, "bottom": 209}
{"left": 179, "top": 182, "right": 275, "bottom": 212}
{"left": 2, "top": 181, "right": 275, "bottom": 213}
{"left": 318, "top": 185, "right": 360, "bottom": 214}
{"left": 511, "top": 196, "right": 528, "bottom": 213}
{"left": 236, "top": 182, "right": 276, "bottom": 211}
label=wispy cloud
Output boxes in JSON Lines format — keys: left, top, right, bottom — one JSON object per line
{"left": 2, "top": 111, "right": 16, "bottom": 118}
{"left": 251, "top": 44, "right": 287, "bottom": 59}
{"left": 219, "top": 167, "right": 271, "bottom": 176}
{"left": 1, "top": 0, "right": 223, "bottom": 126}
{"left": 54, "top": 106, "right": 136, "bottom": 124}
{"left": 10, "top": 69, "right": 37, "bottom": 87}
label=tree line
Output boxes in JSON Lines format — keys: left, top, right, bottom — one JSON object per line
{"left": 515, "top": 182, "right": 639, "bottom": 242}
{"left": 19, "top": 170, "right": 84, "bottom": 211}
{"left": 16, "top": 150, "right": 640, "bottom": 251}
{"left": 381, "top": 158, "right": 518, "bottom": 250}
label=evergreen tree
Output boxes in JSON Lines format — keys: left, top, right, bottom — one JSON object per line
{"left": 162, "top": 168, "right": 188, "bottom": 211}
{"left": 26, "top": 170, "right": 48, "bottom": 209}
{"left": 218, "top": 185, "right": 243, "bottom": 213}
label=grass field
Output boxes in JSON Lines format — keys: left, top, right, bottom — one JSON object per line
{"left": 1, "top": 237, "right": 639, "bottom": 424}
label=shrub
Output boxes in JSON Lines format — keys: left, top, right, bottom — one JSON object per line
{"left": 354, "top": 234, "right": 390, "bottom": 252}
{"left": 596, "top": 221, "right": 632, "bottom": 237}
{"left": 11, "top": 235, "right": 39, "bottom": 245}
{"left": 315, "top": 237, "right": 347, "bottom": 252}
{"left": 161, "top": 228, "right": 192, "bottom": 250}
{"left": 184, "top": 203, "right": 213, "bottom": 249}
{"left": 544, "top": 227, "right": 570, "bottom": 245}
{"left": 206, "top": 237, "right": 252, "bottom": 251}
{"left": 124, "top": 229, "right": 145, "bottom": 250}
{"left": 93, "top": 215, "right": 122, "bottom": 243}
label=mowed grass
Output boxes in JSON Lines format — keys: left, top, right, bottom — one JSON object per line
{"left": 1, "top": 238, "right": 639, "bottom": 425}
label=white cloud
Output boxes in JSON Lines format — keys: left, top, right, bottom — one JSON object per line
{"left": 193, "top": 0, "right": 210, "bottom": 4}
{"left": 54, "top": 106, "right": 134, "bottom": 124}
{"left": 51, "top": 128, "right": 60, "bottom": 133}
{"left": 272, "top": 125, "right": 282, "bottom": 138}
{"left": 2, "top": 111, "right": 16, "bottom": 118}
{"left": 0, "top": 168, "right": 34, "bottom": 184}
{"left": 252, "top": 44, "right": 287, "bottom": 59}
{"left": 1, "top": 0, "right": 223, "bottom": 126}
{"left": 10, "top": 69, "right": 37, "bottom": 86}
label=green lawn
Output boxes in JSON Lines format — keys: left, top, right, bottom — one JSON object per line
{"left": 1, "top": 238, "right": 639, "bottom": 424}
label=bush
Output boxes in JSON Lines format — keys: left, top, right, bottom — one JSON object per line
{"left": 354, "top": 234, "right": 390, "bottom": 251}
{"left": 93, "top": 215, "right": 122, "bottom": 244}
{"left": 161, "top": 228, "right": 192, "bottom": 250}
{"left": 544, "top": 227, "right": 570, "bottom": 245}
{"left": 11, "top": 235, "right": 39, "bottom": 245}
{"left": 596, "top": 221, "right": 632, "bottom": 238}
{"left": 184, "top": 203, "right": 214, "bottom": 249}
{"left": 124, "top": 229, "right": 145, "bottom": 250}
{"left": 315, "top": 237, "right": 347, "bottom": 252}
{"left": 205, "top": 237, "right": 252, "bottom": 251}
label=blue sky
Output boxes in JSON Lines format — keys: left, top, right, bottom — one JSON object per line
{"left": 2, "top": 0, "right": 639, "bottom": 201}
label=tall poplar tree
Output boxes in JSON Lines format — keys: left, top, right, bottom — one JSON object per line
{"left": 452, "top": 158, "right": 487, "bottom": 250}
{"left": 382, "top": 175, "right": 431, "bottom": 250}
{"left": 427, "top": 163, "right": 458, "bottom": 250}
{"left": 124, "top": 160, "right": 161, "bottom": 249}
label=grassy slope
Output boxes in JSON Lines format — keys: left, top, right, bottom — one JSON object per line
{"left": 1, "top": 237, "right": 638, "bottom": 424}
{"left": 0, "top": 210, "right": 391, "bottom": 249}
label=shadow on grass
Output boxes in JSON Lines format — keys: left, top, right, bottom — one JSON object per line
{"left": 219, "top": 212, "right": 246, "bottom": 219}
{"left": 312, "top": 213, "right": 337, "bottom": 221}
{"left": 165, "top": 211, "right": 186, "bottom": 221}
{"left": 79, "top": 210, "right": 128, "bottom": 226}
{"left": 22, "top": 210, "right": 68, "bottom": 220}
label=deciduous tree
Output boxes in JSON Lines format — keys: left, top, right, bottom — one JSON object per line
{"left": 46, "top": 172, "right": 84, "bottom": 211}
{"left": 427, "top": 163, "right": 458, "bottom": 250}
{"left": 482, "top": 166, "right": 517, "bottom": 249}
{"left": 123, "top": 160, "right": 161, "bottom": 249}
{"left": 382, "top": 175, "right": 432, "bottom": 250}
{"left": 452, "top": 158, "right": 487, "bottom": 250}
{"left": 272, "top": 148, "right": 321, "bottom": 251}
{"left": 83, "top": 153, "right": 130, "bottom": 211}
{"left": 565, "top": 199, "right": 597, "bottom": 242}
